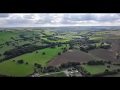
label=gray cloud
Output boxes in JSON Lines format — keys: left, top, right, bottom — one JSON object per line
{"left": 97, "top": 14, "right": 120, "bottom": 22}
{"left": 61, "top": 14, "right": 97, "bottom": 24}
{"left": 7, "top": 15, "right": 32, "bottom": 25}
{"left": 0, "top": 13, "right": 120, "bottom": 27}
{"left": 63, "top": 14, "right": 97, "bottom": 21}
{"left": 23, "top": 15, "right": 34, "bottom": 19}
{"left": 0, "top": 14, "right": 9, "bottom": 18}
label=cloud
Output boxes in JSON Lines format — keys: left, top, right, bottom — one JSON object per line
{"left": 34, "top": 14, "right": 63, "bottom": 24}
{"left": 96, "top": 14, "right": 120, "bottom": 22}
{"left": 0, "top": 14, "right": 9, "bottom": 18}
{"left": 5, "top": 15, "right": 33, "bottom": 27}
{"left": 23, "top": 15, "right": 34, "bottom": 19}
{"left": 61, "top": 14, "right": 97, "bottom": 24}
{"left": 0, "top": 13, "right": 120, "bottom": 27}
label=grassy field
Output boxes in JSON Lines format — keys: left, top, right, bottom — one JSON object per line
{"left": 82, "top": 65, "right": 107, "bottom": 74}
{"left": 44, "top": 30, "right": 55, "bottom": 36}
{"left": 0, "top": 31, "right": 19, "bottom": 44}
{"left": 41, "top": 37, "right": 70, "bottom": 43}
{"left": 82, "top": 64, "right": 120, "bottom": 75}
{"left": 0, "top": 61, "right": 34, "bottom": 77}
{"left": 89, "top": 37, "right": 106, "bottom": 40}
{"left": 0, "top": 45, "right": 69, "bottom": 76}
{"left": 91, "top": 43, "right": 101, "bottom": 47}
{"left": 8, "top": 45, "right": 67, "bottom": 66}
{"left": 79, "top": 31, "right": 89, "bottom": 35}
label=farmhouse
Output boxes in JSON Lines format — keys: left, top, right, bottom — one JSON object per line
{"left": 67, "top": 68, "right": 82, "bottom": 77}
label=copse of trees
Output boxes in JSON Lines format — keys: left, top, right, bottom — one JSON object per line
{"left": 80, "top": 47, "right": 88, "bottom": 53}
{"left": 87, "top": 60, "right": 105, "bottom": 65}
{"left": 41, "top": 66, "right": 60, "bottom": 73}
{"left": 100, "top": 44, "right": 111, "bottom": 49}
{"left": 59, "top": 62, "right": 80, "bottom": 69}
{"left": 87, "top": 40, "right": 99, "bottom": 44}
{"left": 34, "top": 63, "right": 42, "bottom": 68}
{"left": 13, "top": 60, "right": 15, "bottom": 62}
{"left": 58, "top": 52, "right": 61, "bottom": 55}
{"left": 3, "top": 45, "right": 49, "bottom": 60}
{"left": 17, "top": 60, "right": 24, "bottom": 64}
{"left": 26, "top": 62, "right": 28, "bottom": 65}
{"left": 80, "top": 44, "right": 96, "bottom": 53}
{"left": 75, "top": 65, "right": 91, "bottom": 76}
{"left": 42, "top": 52, "right": 46, "bottom": 55}
{"left": 62, "top": 47, "right": 67, "bottom": 52}
{"left": 92, "top": 70, "right": 118, "bottom": 77}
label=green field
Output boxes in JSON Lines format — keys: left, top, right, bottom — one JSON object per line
{"left": 82, "top": 64, "right": 120, "bottom": 75}
{"left": 41, "top": 37, "right": 70, "bottom": 43}
{"left": 44, "top": 30, "right": 55, "bottom": 36}
{"left": 91, "top": 43, "right": 101, "bottom": 47}
{"left": 0, "top": 45, "right": 69, "bottom": 76}
{"left": 0, "top": 61, "right": 33, "bottom": 77}
{"left": 1, "top": 29, "right": 120, "bottom": 77}
{"left": 80, "top": 31, "right": 89, "bottom": 35}
{"left": 91, "top": 42, "right": 110, "bottom": 47}
{"left": 89, "top": 37, "right": 106, "bottom": 40}
{"left": 0, "top": 31, "right": 19, "bottom": 44}
{"left": 82, "top": 65, "right": 107, "bottom": 74}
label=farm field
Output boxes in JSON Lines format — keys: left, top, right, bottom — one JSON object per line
{"left": 82, "top": 64, "right": 120, "bottom": 75}
{"left": 0, "top": 45, "right": 69, "bottom": 76}
{"left": 48, "top": 49, "right": 98, "bottom": 67}
{"left": 0, "top": 27, "right": 120, "bottom": 77}
{"left": 89, "top": 49, "right": 118, "bottom": 62}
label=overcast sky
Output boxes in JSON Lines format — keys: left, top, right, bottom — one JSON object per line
{"left": 0, "top": 13, "right": 120, "bottom": 27}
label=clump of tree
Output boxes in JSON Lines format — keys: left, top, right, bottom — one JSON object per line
{"left": 17, "top": 60, "right": 24, "bottom": 64}
{"left": 80, "top": 44, "right": 96, "bottom": 53}
{"left": 99, "top": 43, "right": 111, "bottom": 49}
{"left": 59, "top": 62, "right": 80, "bottom": 69}
{"left": 100, "top": 45, "right": 111, "bottom": 49}
{"left": 58, "top": 52, "right": 61, "bottom": 55}
{"left": 92, "top": 70, "right": 118, "bottom": 77}
{"left": 42, "top": 66, "right": 59, "bottom": 73}
{"left": 104, "top": 61, "right": 111, "bottom": 64}
{"left": 13, "top": 60, "right": 15, "bottom": 62}
{"left": 34, "top": 63, "right": 42, "bottom": 68}
{"left": 58, "top": 43, "right": 62, "bottom": 47}
{"left": 36, "top": 51, "right": 38, "bottom": 53}
{"left": 87, "top": 60, "right": 105, "bottom": 65}
{"left": 113, "top": 63, "right": 120, "bottom": 66}
{"left": 62, "top": 47, "right": 67, "bottom": 53}
{"left": 80, "top": 47, "right": 88, "bottom": 53}
{"left": 75, "top": 65, "right": 91, "bottom": 76}
{"left": 3, "top": 45, "right": 49, "bottom": 60}
{"left": 42, "top": 52, "right": 46, "bottom": 55}
{"left": 26, "top": 62, "right": 28, "bottom": 65}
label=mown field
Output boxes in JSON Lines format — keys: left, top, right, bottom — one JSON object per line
{"left": 0, "top": 45, "right": 69, "bottom": 76}
{"left": 82, "top": 64, "right": 120, "bottom": 75}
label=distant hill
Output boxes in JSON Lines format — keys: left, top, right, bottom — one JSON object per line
{"left": 0, "top": 26, "right": 120, "bottom": 31}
